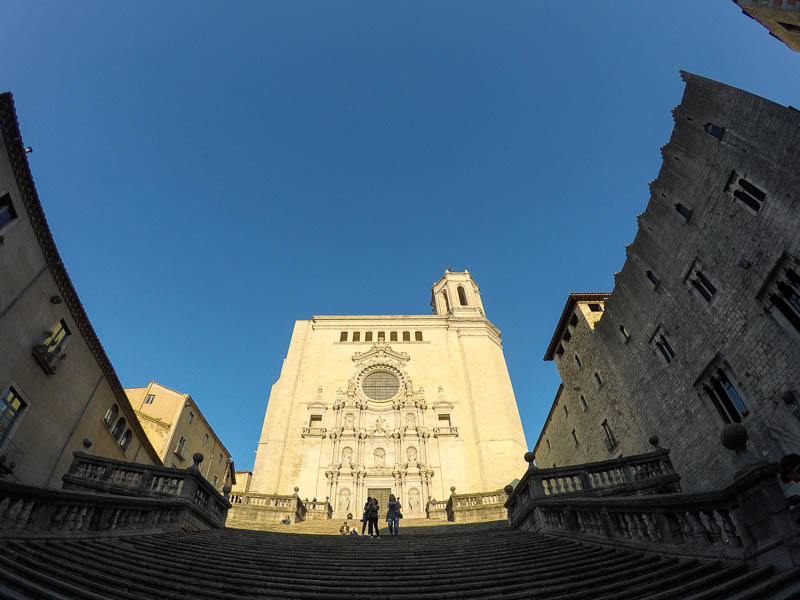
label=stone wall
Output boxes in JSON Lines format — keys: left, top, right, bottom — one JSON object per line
{"left": 535, "top": 72, "right": 800, "bottom": 490}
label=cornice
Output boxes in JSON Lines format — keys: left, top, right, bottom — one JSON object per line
{"left": 543, "top": 292, "right": 611, "bottom": 361}
{"left": 0, "top": 92, "right": 161, "bottom": 465}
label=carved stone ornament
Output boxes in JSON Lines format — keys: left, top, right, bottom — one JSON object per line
{"left": 351, "top": 340, "right": 413, "bottom": 404}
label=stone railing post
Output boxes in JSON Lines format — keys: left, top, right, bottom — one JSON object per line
{"left": 179, "top": 453, "right": 203, "bottom": 504}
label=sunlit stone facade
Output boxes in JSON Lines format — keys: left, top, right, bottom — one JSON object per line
{"left": 250, "top": 271, "right": 527, "bottom": 518}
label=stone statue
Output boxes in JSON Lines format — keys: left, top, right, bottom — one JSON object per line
{"left": 406, "top": 446, "right": 417, "bottom": 463}
{"left": 339, "top": 489, "right": 351, "bottom": 511}
{"left": 375, "top": 416, "right": 386, "bottom": 431}
{"left": 408, "top": 488, "right": 420, "bottom": 512}
{"left": 405, "top": 413, "right": 416, "bottom": 428}
{"left": 344, "top": 413, "right": 355, "bottom": 429}
{"left": 342, "top": 447, "right": 353, "bottom": 464}
{"left": 374, "top": 448, "right": 385, "bottom": 467}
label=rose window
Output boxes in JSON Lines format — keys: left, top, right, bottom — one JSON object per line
{"left": 362, "top": 371, "right": 400, "bottom": 401}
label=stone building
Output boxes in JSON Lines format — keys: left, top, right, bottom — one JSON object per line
{"left": 534, "top": 72, "right": 800, "bottom": 490}
{"left": 0, "top": 92, "right": 161, "bottom": 486}
{"left": 125, "top": 381, "right": 234, "bottom": 490}
{"left": 249, "top": 270, "right": 528, "bottom": 518}
{"left": 733, "top": 0, "right": 800, "bottom": 52}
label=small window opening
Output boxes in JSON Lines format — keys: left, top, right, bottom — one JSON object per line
{"left": 563, "top": 329, "right": 571, "bottom": 342}
{"left": 352, "top": 332, "right": 361, "bottom": 342}
{"left": 619, "top": 325, "right": 630, "bottom": 343}
{"left": 727, "top": 171, "right": 766, "bottom": 213}
{"left": 574, "top": 354, "right": 582, "bottom": 369}
{"left": 0, "top": 387, "right": 26, "bottom": 444}
{"left": 415, "top": 331, "right": 423, "bottom": 341}
{"left": 546, "top": 439, "right": 551, "bottom": 450}
{"left": 601, "top": 420, "right": 617, "bottom": 450}
{"left": 340, "top": 332, "right": 348, "bottom": 342}
{"left": 120, "top": 429, "right": 132, "bottom": 451}
{"left": 580, "top": 395, "right": 588, "bottom": 410}
{"left": 365, "top": 332, "right": 373, "bottom": 342}
{"left": 144, "top": 394, "right": 155, "bottom": 405}
{"left": 778, "top": 21, "right": 800, "bottom": 33}
{"left": 188, "top": 412, "right": 194, "bottom": 424}
{"left": 646, "top": 270, "right": 660, "bottom": 287}
{"left": 402, "top": 331, "right": 410, "bottom": 342}
{"left": 769, "top": 266, "right": 800, "bottom": 334}
{"left": 594, "top": 372, "right": 603, "bottom": 387}
{"left": 438, "top": 414, "right": 451, "bottom": 426}
{"left": 0, "top": 193, "right": 17, "bottom": 228}
{"left": 442, "top": 291, "right": 451, "bottom": 312}
{"left": 378, "top": 331, "right": 385, "bottom": 342}
{"left": 563, "top": 405, "right": 568, "bottom": 418}
{"left": 556, "top": 344, "right": 565, "bottom": 357}
{"left": 703, "top": 122, "right": 725, "bottom": 139}
{"left": 175, "top": 436, "right": 186, "bottom": 457}
{"left": 569, "top": 314, "right": 579, "bottom": 327}
{"left": 691, "top": 270, "right": 717, "bottom": 302}
{"left": 571, "top": 429, "right": 579, "bottom": 447}
{"left": 588, "top": 304, "right": 603, "bottom": 312}
{"left": 457, "top": 286, "right": 468, "bottom": 306}
{"left": 655, "top": 333, "right": 676, "bottom": 363}
{"left": 390, "top": 331, "right": 398, "bottom": 342}
{"left": 309, "top": 414, "right": 322, "bottom": 427}
{"left": 674, "top": 203, "right": 692, "bottom": 221}
{"left": 704, "top": 369, "right": 748, "bottom": 424}
{"left": 111, "top": 418, "right": 126, "bottom": 440}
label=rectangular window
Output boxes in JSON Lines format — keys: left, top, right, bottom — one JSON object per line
{"left": 556, "top": 344, "right": 565, "bottom": 357}
{"left": 563, "top": 405, "right": 568, "bottom": 418}
{"left": 438, "top": 414, "right": 451, "bottom": 426}
{"left": 594, "top": 372, "right": 602, "bottom": 387}
{"left": 390, "top": 332, "right": 398, "bottom": 342}
{"left": 588, "top": 303, "right": 603, "bottom": 312}
{"left": 571, "top": 429, "right": 579, "bottom": 447}
{"left": 378, "top": 331, "right": 385, "bottom": 342}
{"left": 175, "top": 436, "right": 187, "bottom": 457}
{"left": 703, "top": 122, "right": 724, "bottom": 139}
{"left": 212, "top": 475, "right": 218, "bottom": 487}
{"left": 569, "top": 314, "right": 579, "bottom": 327}
{"left": 703, "top": 368, "right": 749, "bottom": 424}
{"left": 402, "top": 331, "right": 410, "bottom": 342}
{"left": 574, "top": 354, "right": 582, "bottom": 369}
{"left": 144, "top": 394, "right": 155, "bottom": 405}
{"left": 309, "top": 414, "right": 322, "bottom": 427}
{"left": 580, "top": 395, "right": 588, "bottom": 410}
{"left": 727, "top": 170, "right": 766, "bottom": 214}
{"left": 546, "top": 439, "right": 551, "bottom": 450}
{"left": 0, "top": 387, "right": 26, "bottom": 444}
{"left": 619, "top": 325, "right": 631, "bottom": 343}
{"left": 340, "top": 332, "right": 348, "bottom": 342}
{"left": 188, "top": 412, "right": 194, "bottom": 424}
{"left": 764, "top": 256, "right": 800, "bottom": 336}
{"left": 563, "top": 329, "right": 571, "bottom": 342}
{"left": 0, "top": 193, "right": 17, "bottom": 228}
{"left": 674, "top": 203, "right": 692, "bottom": 221}
{"left": 687, "top": 264, "right": 717, "bottom": 303}
{"left": 218, "top": 453, "right": 223, "bottom": 464}
{"left": 654, "top": 329, "right": 676, "bottom": 364}
{"left": 203, "top": 434, "right": 209, "bottom": 445}
{"left": 365, "top": 332, "right": 373, "bottom": 342}
{"left": 415, "top": 331, "right": 423, "bottom": 341}
{"left": 43, "top": 319, "right": 71, "bottom": 354}
{"left": 352, "top": 332, "right": 361, "bottom": 342}
{"left": 646, "top": 270, "right": 660, "bottom": 287}
{"left": 601, "top": 420, "right": 617, "bottom": 450}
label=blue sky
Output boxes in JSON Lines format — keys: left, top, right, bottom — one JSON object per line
{"left": 2, "top": 2, "right": 798, "bottom": 471}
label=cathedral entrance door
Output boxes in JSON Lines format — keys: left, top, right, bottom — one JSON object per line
{"left": 368, "top": 488, "right": 391, "bottom": 517}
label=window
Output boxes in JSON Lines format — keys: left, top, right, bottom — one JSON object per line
{"left": 175, "top": 436, "right": 186, "bottom": 457}
{"left": 352, "top": 332, "right": 360, "bottom": 342}
{"left": 443, "top": 291, "right": 451, "bottom": 312}
{"left": 340, "top": 332, "right": 348, "bottom": 342}
{"left": 188, "top": 412, "right": 194, "bottom": 424}
{"left": 457, "top": 286, "right": 468, "bottom": 306}
{"left": 111, "top": 418, "right": 126, "bottom": 440}
{"left": 580, "top": 395, "right": 588, "bottom": 410}
{"left": 34, "top": 320, "right": 71, "bottom": 374}
{"left": 619, "top": 325, "right": 631, "bottom": 343}
{"left": 203, "top": 434, "right": 209, "bottom": 445}
{"left": 0, "top": 193, "right": 17, "bottom": 228}
{"left": 309, "top": 414, "right": 322, "bottom": 427}
{"left": 218, "top": 453, "right": 223, "bottom": 464}
{"left": 378, "top": 331, "right": 385, "bottom": 342}
{"left": 569, "top": 314, "right": 579, "bottom": 327}
{"left": 562, "top": 329, "right": 571, "bottom": 342}
{"left": 588, "top": 303, "right": 603, "bottom": 312}
{"left": 546, "top": 439, "right": 551, "bottom": 450}
{"left": 727, "top": 170, "right": 766, "bottom": 214}
{"left": 365, "top": 332, "right": 373, "bottom": 342}
{"left": 144, "top": 394, "right": 155, "bottom": 405}
{"left": 390, "top": 332, "right": 398, "bottom": 342}
{"left": 0, "top": 387, "right": 26, "bottom": 444}
{"left": 689, "top": 268, "right": 717, "bottom": 302}
{"left": 571, "top": 429, "right": 579, "bottom": 447}
{"left": 703, "top": 122, "right": 724, "bottom": 139}
{"left": 563, "top": 405, "right": 568, "bottom": 418}
{"left": 594, "top": 372, "right": 603, "bottom": 387}
{"left": 556, "top": 344, "right": 565, "bottom": 357}
{"left": 104, "top": 404, "right": 119, "bottom": 426}
{"left": 438, "top": 414, "right": 451, "bottom": 426}
{"left": 362, "top": 372, "right": 400, "bottom": 401}
{"left": 646, "top": 270, "right": 660, "bottom": 287}
{"left": 119, "top": 429, "right": 132, "bottom": 452}
{"left": 764, "top": 257, "right": 800, "bottom": 335}
{"left": 674, "top": 203, "right": 692, "bottom": 221}
{"left": 402, "top": 331, "right": 410, "bottom": 342}
{"left": 213, "top": 475, "right": 218, "bottom": 487}
{"left": 415, "top": 331, "right": 423, "bottom": 341}
{"left": 703, "top": 368, "right": 748, "bottom": 424}
{"left": 574, "top": 354, "right": 582, "bottom": 369}
{"left": 601, "top": 420, "right": 617, "bottom": 450}
{"left": 654, "top": 328, "right": 676, "bottom": 364}
{"left": 778, "top": 21, "right": 800, "bottom": 33}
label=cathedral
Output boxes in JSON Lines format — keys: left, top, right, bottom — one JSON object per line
{"left": 249, "top": 270, "right": 528, "bottom": 518}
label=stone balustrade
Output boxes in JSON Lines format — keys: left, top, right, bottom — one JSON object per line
{"left": 448, "top": 489, "right": 508, "bottom": 522}
{"left": 425, "top": 498, "right": 449, "bottom": 520}
{"left": 226, "top": 492, "right": 307, "bottom": 528}
{"left": 0, "top": 479, "right": 225, "bottom": 537}
{"left": 305, "top": 499, "right": 333, "bottom": 520}
{"left": 508, "top": 461, "right": 799, "bottom": 567}
{"left": 510, "top": 448, "right": 680, "bottom": 505}
{"left": 301, "top": 427, "right": 327, "bottom": 438}
{"left": 61, "top": 451, "right": 230, "bottom": 525}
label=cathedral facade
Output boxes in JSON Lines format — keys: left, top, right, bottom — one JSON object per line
{"left": 249, "top": 270, "right": 527, "bottom": 518}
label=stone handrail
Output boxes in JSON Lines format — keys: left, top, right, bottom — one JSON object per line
{"left": 301, "top": 427, "right": 327, "bottom": 438}
{"left": 508, "top": 461, "right": 798, "bottom": 565}
{"left": 61, "top": 451, "right": 230, "bottom": 525}
{"left": 448, "top": 489, "right": 508, "bottom": 522}
{"left": 426, "top": 498, "right": 448, "bottom": 520}
{"left": 306, "top": 499, "right": 333, "bottom": 520}
{"left": 507, "top": 448, "right": 680, "bottom": 506}
{"left": 432, "top": 426, "right": 458, "bottom": 437}
{"left": 0, "top": 479, "right": 225, "bottom": 537}
{"left": 227, "top": 492, "right": 306, "bottom": 523}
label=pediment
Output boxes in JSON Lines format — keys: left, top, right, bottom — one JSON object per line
{"left": 432, "top": 401, "right": 454, "bottom": 410}
{"left": 352, "top": 340, "right": 410, "bottom": 366}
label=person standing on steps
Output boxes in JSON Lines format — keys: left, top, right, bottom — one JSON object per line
{"left": 368, "top": 497, "right": 380, "bottom": 538}
{"left": 386, "top": 494, "right": 402, "bottom": 538}
{"left": 361, "top": 497, "right": 372, "bottom": 536}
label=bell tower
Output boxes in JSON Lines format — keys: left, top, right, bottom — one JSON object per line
{"left": 430, "top": 270, "right": 485, "bottom": 317}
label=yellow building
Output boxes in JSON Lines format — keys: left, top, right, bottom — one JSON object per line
{"left": 250, "top": 270, "right": 528, "bottom": 518}
{"left": 125, "top": 381, "right": 234, "bottom": 489}
{"left": 0, "top": 92, "right": 161, "bottom": 486}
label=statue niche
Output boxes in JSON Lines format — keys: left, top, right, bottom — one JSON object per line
{"left": 342, "top": 446, "right": 353, "bottom": 465}
{"left": 406, "top": 446, "right": 417, "bottom": 464}
{"left": 374, "top": 447, "right": 385, "bottom": 468}
{"left": 338, "top": 488, "right": 351, "bottom": 512}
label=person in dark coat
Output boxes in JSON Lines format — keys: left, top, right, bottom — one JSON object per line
{"left": 361, "top": 497, "right": 372, "bottom": 536}
{"left": 367, "top": 497, "right": 380, "bottom": 538}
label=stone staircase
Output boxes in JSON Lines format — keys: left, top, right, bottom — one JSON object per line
{"left": 2, "top": 521, "right": 800, "bottom": 599}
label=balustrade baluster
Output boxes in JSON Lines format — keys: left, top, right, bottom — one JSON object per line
{"left": 687, "top": 511, "right": 712, "bottom": 545}
{"left": 642, "top": 512, "right": 660, "bottom": 542}
{"left": 15, "top": 500, "right": 34, "bottom": 530}
{"left": 701, "top": 510, "right": 722, "bottom": 544}
{"left": 717, "top": 509, "right": 742, "bottom": 547}
{"left": 625, "top": 513, "right": 638, "bottom": 539}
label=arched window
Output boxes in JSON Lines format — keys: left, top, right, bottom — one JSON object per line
{"left": 457, "top": 286, "right": 468, "bottom": 306}
{"left": 442, "top": 291, "right": 451, "bottom": 312}
{"left": 111, "top": 417, "right": 126, "bottom": 440}
{"left": 119, "top": 429, "right": 132, "bottom": 451}
{"left": 104, "top": 404, "right": 119, "bottom": 427}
